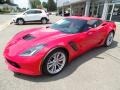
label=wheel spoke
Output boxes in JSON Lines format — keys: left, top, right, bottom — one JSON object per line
{"left": 58, "top": 56, "right": 64, "bottom": 61}
{"left": 56, "top": 62, "right": 62, "bottom": 68}
{"left": 54, "top": 65, "right": 57, "bottom": 72}
{"left": 51, "top": 66, "right": 54, "bottom": 72}
{"left": 55, "top": 52, "right": 60, "bottom": 59}
{"left": 48, "top": 63, "right": 54, "bottom": 69}
{"left": 52, "top": 54, "right": 57, "bottom": 59}
{"left": 51, "top": 65, "right": 56, "bottom": 72}
{"left": 48, "top": 61, "right": 54, "bottom": 65}
{"left": 56, "top": 64, "right": 61, "bottom": 69}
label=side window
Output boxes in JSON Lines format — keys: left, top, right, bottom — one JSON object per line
{"left": 87, "top": 19, "right": 102, "bottom": 28}
{"left": 26, "top": 10, "right": 35, "bottom": 14}
{"left": 87, "top": 19, "right": 97, "bottom": 28}
{"left": 25, "top": 11, "right": 32, "bottom": 14}
{"left": 96, "top": 20, "right": 103, "bottom": 27}
{"left": 34, "top": 10, "right": 42, "bottom": 14}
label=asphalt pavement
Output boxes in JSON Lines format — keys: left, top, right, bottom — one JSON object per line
{"left": 0, "top": 15, "right": 120, "bottom": 90}
{"left": 0, "top": 14, "right": 13, "bottom": 24}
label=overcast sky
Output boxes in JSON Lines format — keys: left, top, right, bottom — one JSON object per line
{"left": 13, "top": 0, "right": 48, "bottom": 8}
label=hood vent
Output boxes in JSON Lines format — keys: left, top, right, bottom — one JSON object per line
{"left": 23, "top": 34, "right": 35, "bottom": 40}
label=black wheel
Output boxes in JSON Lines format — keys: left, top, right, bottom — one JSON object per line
{"left": 42, "top": 49, "right": 67, "bottom": 75}
{"left": 41, "top": 18, "right": 47, "bottom": 24}
{"left": 16, "top": 18, "right": 25, "bottom": 25}
{"left": 104, "top": 31, "right": 114, "bottom": 47}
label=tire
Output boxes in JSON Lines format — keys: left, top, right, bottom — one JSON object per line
{"left": 104, "top": 31, "right": 114, "bottom": 47}
{"left": 42, "top": 49, "right": 67, "bottom": 75}
{"left": 16, "top": 18, "right": 25, "bottom": 25}
{"left": 41, "top": 18, "right": 47, "bottom": 24}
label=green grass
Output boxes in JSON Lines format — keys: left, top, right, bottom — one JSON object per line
{"left": 0, "top": 10, "right": 10, "bottom": 14}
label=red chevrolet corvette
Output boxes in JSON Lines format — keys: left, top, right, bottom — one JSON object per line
{"left": 4, "top": 16, "right": 116, "bottom": 76}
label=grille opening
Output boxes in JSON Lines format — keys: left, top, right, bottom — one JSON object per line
{"left": 23, "top": 34, "right": 35, "bottom": 40}
{"left": 6, "top": 59, "right": 20, "bottom": 68}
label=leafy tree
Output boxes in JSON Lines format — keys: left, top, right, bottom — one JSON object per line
{"left": 42, "top": 2, "right": 48, "bottom": 9}
{"left": 48, "top": 0, "right": 57, "bottom": 11}
{"left": 31, "top": 1, "right": 36, "bottom": 8}
{"left": 0, "top": 0, "right": 12, "bottom": 4}
{"left": 0, "top": 0, "right": 5, "bottom": 4}
{"left": 5, "top": 0, "right": 11, "bottom": 4}
{"left": 30, "top": 0, "right": 42, "bottom": 8}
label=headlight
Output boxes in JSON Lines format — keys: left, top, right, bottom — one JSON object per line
{"left": 20, "top": 44, "right": 45, "bottom": 56}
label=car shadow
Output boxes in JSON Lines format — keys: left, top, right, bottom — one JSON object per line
{"left": 14, "top": 41, "right": 118, "bottom": 82}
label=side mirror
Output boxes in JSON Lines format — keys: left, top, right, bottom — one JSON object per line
{"left": 23, "top": 13, "right": 27, "bottom": 15}
{"left": 46, "top": 26, "right": 50, "bottom": 28}
{"left": 94, "top": 24, "right": 97, "bottom": 28}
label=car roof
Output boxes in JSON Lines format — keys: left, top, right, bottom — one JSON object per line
{"left": 67, "top": 16, "right": 102, "bottom": 21}
{"left": 27, "top": 9, "right": 44, "bottom": 11}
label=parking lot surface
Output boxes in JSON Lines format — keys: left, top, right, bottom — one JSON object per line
{"left": 0, "top": 15, "right": 120, "bottom": 90}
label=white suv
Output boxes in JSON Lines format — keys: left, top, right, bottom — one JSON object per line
{"left": 12, "top": 9, "right": 49, "bottom": 25}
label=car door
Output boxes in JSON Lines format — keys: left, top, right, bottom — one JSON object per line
{"left": 33, "top": 10, "right": 43, "bottom": 20}
{"left": 86, "top": 20, "right": 107, "bottom": 46}
{"left": 23, "top": 10, "right": 35, "bottom": 21}
{"left": 24, "top": 10, "right": 42, "bottom": 21}
{"left": 72, "top": 19, "right": 106, "bottom": 55}
{"left": 73, "top": 31, "right": 97, "bottom": 54}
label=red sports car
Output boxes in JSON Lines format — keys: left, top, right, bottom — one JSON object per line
{"left": 4, "top": 16, "right": 116, "bottom": 76}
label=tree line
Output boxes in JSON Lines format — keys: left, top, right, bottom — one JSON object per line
{"left": 0, "top": 0, "right": 11, "bottom": 4}
{"left": 30, "top": 0, "right": 57, "bottom": 11}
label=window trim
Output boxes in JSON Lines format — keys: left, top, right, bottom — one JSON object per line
{"left": 25, "top": 10, "right": 42, "bottom": 14}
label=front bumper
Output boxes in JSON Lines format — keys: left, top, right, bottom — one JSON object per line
{"left": 4, "top": 53, "right": 44, "bottom": 76}
{"left": 11, "top": 18, "right": 17, "bottom": 23}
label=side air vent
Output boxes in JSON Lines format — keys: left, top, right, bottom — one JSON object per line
{"left": 69, "top": 41, "right": 78, "bottom": 51}
{"left": 23, "top": 34, "right": 35, "bottom": 40}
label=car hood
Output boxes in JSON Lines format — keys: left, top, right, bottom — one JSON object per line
{"left": 4, "top": 27, "right": 68, "bottom": 56}
{"left": 13, "top": 13, "right": 24, "bottom": 18}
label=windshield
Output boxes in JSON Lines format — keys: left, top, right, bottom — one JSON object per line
{"left": 50, "top": 18, "right": 87, "bottom": 34}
